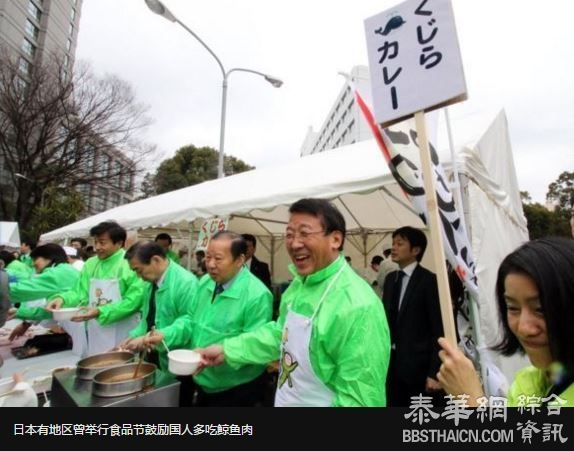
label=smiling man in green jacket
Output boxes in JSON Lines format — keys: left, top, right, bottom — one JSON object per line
{"left": 197, "top": 198, "right": 391, "bottom": 407}
{"left": 189, "top": 231, "right": 273, "bottom": 407}
{"left": 46, "top": 221, "right": 145, "bottom": 357}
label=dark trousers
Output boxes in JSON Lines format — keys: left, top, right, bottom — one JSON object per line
{"left": 146, "top": 351, "right": 196, "bottom": 407}
{"left": 195, "top": 373, "right": 267, "bottom": 407}
{"left": 386, "top": 352, "right": 445, "bottom": 407}
{"left": 178, "top": 375, "right": 197, "bottom": 407}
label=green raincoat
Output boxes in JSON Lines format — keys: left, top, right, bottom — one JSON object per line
{"left": 508, "top": 366, "right": 574, "bottom": 407}
{"left": 129, "top": 261, "right": 198, "bottom": 370}
{"left": 52, "top": 249, "right": 145, "bottom": 325}
{"left": 191, "top": 266, "right": 273, "bottom": 393}
{"left": 19, "top": 253, "right": 34, "bottom": 269}
{"left": 166, "top": 249, "right": 181, "bottom": 265}
{"left": 6, "top": 260, "right": 33, "bottom": 281}
{"left": 11, "top": 263, "right": 80, "bottom": 321}
{"left": 224, "top": 255, "right": 391, "bottom": 407}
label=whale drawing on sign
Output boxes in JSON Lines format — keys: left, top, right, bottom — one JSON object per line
{"left": 375, "top": 15, "right": 406, "bottom": 37}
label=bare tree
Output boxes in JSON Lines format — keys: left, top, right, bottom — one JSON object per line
{"left": 0, "top": 48, "right": 155, "bottom": 231}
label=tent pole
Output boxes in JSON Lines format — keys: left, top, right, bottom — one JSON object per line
{"left": 187, "top": 222, "right": 194, "bottom": 271}
{"left": 270, "top": 235, "right": 275, "bottom": 284}
{"left": 380, "top": 186, "right": 419, "bottom": 217}
{"left": 362, "top": 232, "right": 368, "bottom": 268}
{"left": 445, "top": 108, "right": 488, "bottom": 391}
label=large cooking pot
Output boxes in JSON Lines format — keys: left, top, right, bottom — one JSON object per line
{"left": 76, "top": 351, "right": 135, "bottom": 380}
{"left": 92, "top": 362, "right": 156, "bottom": 398}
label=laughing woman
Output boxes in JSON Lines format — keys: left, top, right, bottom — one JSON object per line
{"left": 437, "top": 237, "right": 574, "bottom": 406}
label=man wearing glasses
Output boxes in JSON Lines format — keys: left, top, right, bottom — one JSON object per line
{"left": 197, "top": 198, "right": 391, "bottom": 406}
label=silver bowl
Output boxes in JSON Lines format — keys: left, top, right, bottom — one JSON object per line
{"left": 76, "top": 351, "right": 135, "bottom": 380}
{"left": 92, "top": 362, "right": 156, "bottom": 398}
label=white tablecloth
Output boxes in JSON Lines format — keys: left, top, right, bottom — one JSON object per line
{"left": 0, "top": 319, "right": 79, "bottom": 394}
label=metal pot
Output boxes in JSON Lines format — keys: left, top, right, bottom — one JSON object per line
{"left": 92, "top": 362, "right": 156, "bottom": 398}
{"left": 76, "top": 351, "right": 135, "bottom": 380}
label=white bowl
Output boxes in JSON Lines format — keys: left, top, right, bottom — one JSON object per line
{"left": 52, "top": 307, "right": 82, "bottom": 321}
{"left": 167, "top": 349, "right": 201, "bottom": 376}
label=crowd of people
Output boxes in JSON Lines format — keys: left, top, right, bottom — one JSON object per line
{"left": 1, "top": 196, "right": 573, "bottom": 408}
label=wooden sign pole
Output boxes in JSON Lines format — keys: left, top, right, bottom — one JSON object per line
{"left": 414, "top": 110, "right": 457, "bottom": 346}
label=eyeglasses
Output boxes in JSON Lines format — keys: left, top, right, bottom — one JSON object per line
{"left": 285, "top": 230, "right": 325, "bottom": 242}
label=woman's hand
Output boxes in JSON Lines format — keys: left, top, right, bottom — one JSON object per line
{"left": 437, "top": 337, "right": 484, "bottom": 406}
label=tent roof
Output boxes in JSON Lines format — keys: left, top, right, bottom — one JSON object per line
{"left": 0, "top": 222, "right": 21, "bottom": 248}
{"left": 41, "top": 140, "right": 427, "bottom": 240}
{"left": 41, "top": 110, "right": 525, "bottom": 241}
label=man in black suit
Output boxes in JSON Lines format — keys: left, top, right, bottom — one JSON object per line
{"left": 383, "top": 226, "right": 444, "bottom": 407}
{"left": 241, "top": 234, "right": 272, "bottom": 289}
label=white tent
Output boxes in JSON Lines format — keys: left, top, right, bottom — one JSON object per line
{"left": 0, "top": 222, "right": 21, "bottom": 248}
{"left": 42, "top": 110, "right": 528, "bottom": 379}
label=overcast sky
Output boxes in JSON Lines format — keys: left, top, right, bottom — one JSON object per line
{"left": 76, "top": 0, "right": 573, "bottom": 203}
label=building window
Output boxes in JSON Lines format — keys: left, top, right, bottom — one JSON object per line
{"left": 101, "top": 154, "right": 111, "bottom": 176}
{"left": 64, "top": 54, "right": 70, "bottom": 67}
{"left": 85, "top": 146, "right": 96, "bottom": 172}
{"left": 94, "top": 188, "right": 107, "bottom": 212}
{"left": 16, "top": 77, "right": 29, "bottom": 91}
{"left": 348, "top": 120, "right": 355, "bottom": 135}
{"left": 109, "top": 192, "right": 120, "bottom": 208}
{"left": 66, "top": 38, "right": 72, "bottom": 52}
{"left": 21, "top": 39, "right": 36, "bottom": 58}
{"left": 25, "top": 20, "right": 39, "bottom": 40}
{"left": 19, "top": 58, "right": 31, "bottom": 75}
{"left": 69, "top": 22, "right": 74, "bottom": 36}
{"left": 28, "top": 1, "right": 42, "bottom": 22}
{"left": 70, "top": 8, "right": 76, "bottom": 21}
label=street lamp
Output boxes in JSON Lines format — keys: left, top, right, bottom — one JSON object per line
{"left": 144, "top": 0, "right": 283, "bottom": 178}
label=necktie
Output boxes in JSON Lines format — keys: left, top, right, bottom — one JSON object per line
{"left": 395, "top": 270, "right": 406, "bottom": 311}
{"left": 389, "top": 271, "right": 405, "bottom": 338}
{"left": 212, "top": 283, "right": 224, "bottom": 302}
{"left": 146, "top": 283, "right": 158, "bottom": 332}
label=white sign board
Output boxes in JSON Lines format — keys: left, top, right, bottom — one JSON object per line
{"left": 0, "top": 222, "right": 21, "bottom": 248}
{"left": 365, "top": 0, "right": 467, "bottom": 127}
{"left": 196, "top": 217, "right": 229, "bottom": 251}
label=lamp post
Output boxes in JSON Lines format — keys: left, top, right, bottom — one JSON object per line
{"left": 144, "top": 0, "right": 283, "bottom": 178}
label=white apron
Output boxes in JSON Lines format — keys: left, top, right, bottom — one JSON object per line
{"left": 274, "top": 265, "right": 345, "bottom": 407}
{"left": 87, "top": 278, "right": 138, "bottom": 356}
{"left": 59, "top": 320, "right": 87, "bottom": 357}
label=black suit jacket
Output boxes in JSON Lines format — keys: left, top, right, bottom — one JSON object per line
{"left": 249, "top": 256, "right": 271, "bottom": 289}
{"left": 383, "top": 264, "right": 443, "bottom": 387}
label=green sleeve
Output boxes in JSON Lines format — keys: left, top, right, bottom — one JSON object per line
{"left": 97, "top": 271, "right": 145, "bottom": 325}
{"left": 224, "top": 290, "right": 285, "bottom": 367}
{"left": 128, "top": 315, "right": 147, "bottom": 339}
{"left": 161, "top": 314, "right": 193, "bottom": 349}
{"left": 324, "top": 303, "right": 389, "bottom": 407}
{"left": 10, "top": 269, "right": 61, "bottom": 303}
{"left": 15, "top": 305, "right": 52, "bottom": 321}
{"left": 160, "top": 284, "right": 197, "bottom": 350}
{"left": 128, "top": 282, "right": 151, "bottom": 339}
{"left": 54, "top": 267, "right": 91, "bottom": 307}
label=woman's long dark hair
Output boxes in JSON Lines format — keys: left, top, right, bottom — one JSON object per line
{"left": 493, "top": 237, "right": 574, "bottom": 372}
{"left": 30, "top": 243, "right": 68, "bottom": 268}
